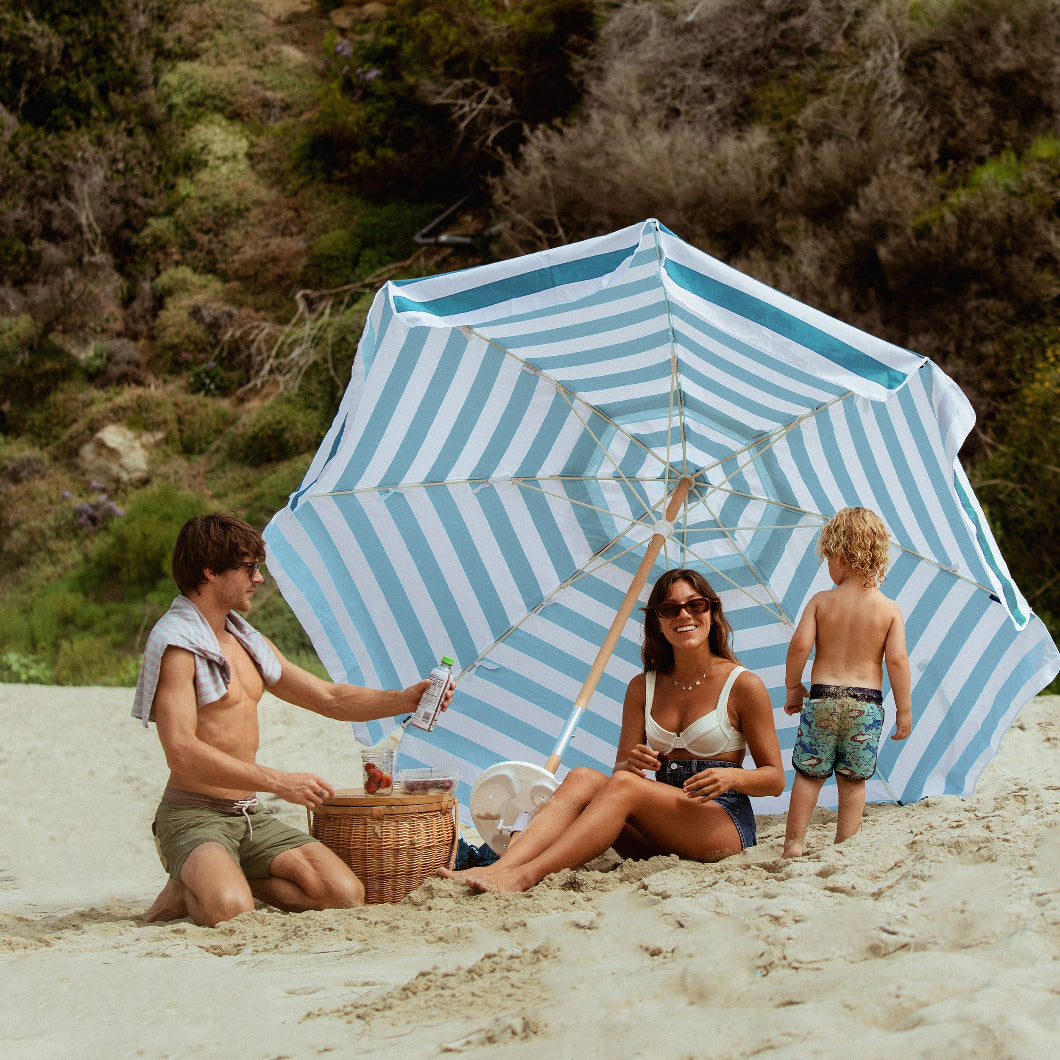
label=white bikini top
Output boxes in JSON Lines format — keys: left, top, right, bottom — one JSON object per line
{"left": 644, "top": 666, "right": 747, "bottom": 756}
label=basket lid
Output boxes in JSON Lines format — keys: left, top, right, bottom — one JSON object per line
{"left": 316, "top": 788, "right": 456, "bottom": 814}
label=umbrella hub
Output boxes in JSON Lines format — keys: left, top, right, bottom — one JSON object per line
{"left": 652, "top": 518, "right": 675, "bottom": 540}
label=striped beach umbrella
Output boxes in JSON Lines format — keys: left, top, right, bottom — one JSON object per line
{"left": 263, "top": 219, "right": 1059, "bottom": 822}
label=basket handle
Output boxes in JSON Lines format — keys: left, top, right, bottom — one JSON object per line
{"left": 446, "top": 800, "right": 459, "bottom": 869}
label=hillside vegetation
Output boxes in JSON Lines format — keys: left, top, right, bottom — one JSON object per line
{"left": 0, "top": 0, "right": 1057, "bottom": 687}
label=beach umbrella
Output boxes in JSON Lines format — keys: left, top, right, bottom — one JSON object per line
{"left": 263, "top": 218, "right": 1059, "bottom": 836}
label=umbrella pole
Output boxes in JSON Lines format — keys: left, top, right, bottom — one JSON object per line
{"left": 544, "top": 476, "right": 692, "bottom": 773}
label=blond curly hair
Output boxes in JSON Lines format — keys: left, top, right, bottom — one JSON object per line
{"left": 816, "top": 507, "right": 891, "bottom": 587}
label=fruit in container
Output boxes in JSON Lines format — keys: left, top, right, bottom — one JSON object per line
{"left": 361, "top": 750, "right": 395, "bottom": 795}
{"left": 397, "top": 768, "right": 457, "bottom": 794}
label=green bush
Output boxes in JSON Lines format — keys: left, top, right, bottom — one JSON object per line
{"left": 0, "top": 0, "right": 176, "bottom": 132}
{"left": 0, "top": 323, "right": 84, "bottom": 431}
{"left": 172, "top": 392, "right": 234, "bottom": 453}
{"left": 87, "top": 483, "right": 208, "bottom": 595}
{"left": 295, "top": 301, "right": 370, "bottom": 421}
{"left": 969, "top": 339, "right": 1060, "bottom": 670}
{"left": 204, "top": 452, "right": 312, "bottom": 532}
{"left": 301, "top": 202, "right": 438, "bottom": 288}
{"left": 152, "top": 268, "right": 226, "bottom": 372}
{"left": 159, "top": 60, "right": 241, "bottom": 125}
{"left": 0, "top": 650, "right": 53, "bottom": 684}
{"left": 306, "top": 0, "right": 597, "bottom": 198}
{"left": 53, "top": 634, "right": 140, "bottom": 686}
{"left": 302, "top": 228, "right": 363, "bottom": 289}
{"left": 225, "top": 396, "right": 328, "bottom": 466}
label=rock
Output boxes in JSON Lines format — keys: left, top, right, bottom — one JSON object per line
{"left": 190, "top": 301, "right": 238, "bottom": 338}
{"left": 96, "top": 338, "right": 153, "bottom": 387}
{"left": 254, "top": 0, "right": 314, "bottom": 22}
{"left": 330, "top": 2, "right": 390, "bottom": 30}
{"left": 77, "top": 424, "right": 165, "bottom": 491}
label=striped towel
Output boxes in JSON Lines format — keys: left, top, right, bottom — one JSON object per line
{"left": 132, "top": 595, "right": 281, "bottom": 726}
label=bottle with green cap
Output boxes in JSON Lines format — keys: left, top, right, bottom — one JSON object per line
{"left": 410, "top": 655, "right": 455, "bottom": 732}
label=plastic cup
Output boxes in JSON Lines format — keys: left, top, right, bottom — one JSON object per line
{"left": 361, "top": 748, "right": 394, "bottom": 796}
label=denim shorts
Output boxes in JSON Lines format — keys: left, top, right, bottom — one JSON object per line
{"left": 656, "top": 757, "right": 757, "bottom": 849}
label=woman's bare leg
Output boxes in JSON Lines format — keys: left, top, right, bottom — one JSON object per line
{"left": 783, "top": 772, "right": 825, "bottom": 857}
{"left": 465, "top": 770, "right": 742, "bottom": 893}
{"left": 438, "top": 768, "right": 608, "bottom": 879}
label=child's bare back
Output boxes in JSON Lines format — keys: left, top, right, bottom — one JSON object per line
{"left": 806, "top": 574, "right": 903, "bottom": 690}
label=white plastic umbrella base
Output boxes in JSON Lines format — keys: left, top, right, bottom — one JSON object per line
{"left": 469, "top": 761, "right": 559, "bottom": 854}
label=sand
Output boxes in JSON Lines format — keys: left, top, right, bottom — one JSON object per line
{"left": 1, "top": 684, "right": 1058, "bottom": 1059}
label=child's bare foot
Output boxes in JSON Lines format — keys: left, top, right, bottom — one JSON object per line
{"left": 781, "top": 843, "right": 804, "bottom": 859}
{"left": 465, "top": 867, "right": 535, "bottom": 893}
{"left": 144, "top": 878, "right": 188, "bottom": 922}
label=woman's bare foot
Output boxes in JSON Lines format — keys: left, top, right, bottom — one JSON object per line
{"left": 781, "top": 842, "right": 804, "bottom": 859}
{"left": 144, "top": 877, "right": 188, "bottom": 922}
{"left": 465, "top": 866, "right": 536, "bottom": 893}
{"left": 436, "top": 863, "right": 504, "bottom": 881}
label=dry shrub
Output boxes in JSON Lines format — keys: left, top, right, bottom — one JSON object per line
{"left": 491, "top": 0, "right": 875, "bottom": 251}
{"left": 498, "top": 117, "right": 783, "bottom": 256}
{"left": 491, "top": 0, "right": 1060, "bottom": 431}
{"left": 901, "top": 0, "right": 1060, "bottom": 169}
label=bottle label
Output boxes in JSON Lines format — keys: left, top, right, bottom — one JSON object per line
{"left": 410, "top": 668, "right": 451, "bottom": 732}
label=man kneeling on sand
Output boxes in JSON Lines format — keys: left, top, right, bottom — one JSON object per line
{"left": 132, "top": 513, "right": 452, "bottom": 926}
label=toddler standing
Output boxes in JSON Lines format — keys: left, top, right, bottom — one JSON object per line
{"left": 782, "top": 507, "right": 912, "bottom": 857}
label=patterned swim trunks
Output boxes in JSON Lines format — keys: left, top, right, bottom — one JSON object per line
{"left": 791, "top": 688, "right": 885, "bottom": 780}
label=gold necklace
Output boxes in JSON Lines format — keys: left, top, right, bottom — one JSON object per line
{"left": 672, "top": 658, "right": 717, "bottom": 692}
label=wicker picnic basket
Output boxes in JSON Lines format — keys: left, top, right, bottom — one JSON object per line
{"left": 309, "top": 789, "right": 458, "bottom": 904}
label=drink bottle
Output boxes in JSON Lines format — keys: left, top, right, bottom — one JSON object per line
{"left": 409, "top": 655, "right": 454, "bottom": 732}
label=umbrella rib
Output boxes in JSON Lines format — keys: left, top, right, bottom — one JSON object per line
{"left": 889, "top": 540, "right": 1000, "bottom": 594}
{"left": 652, "top": 219, "right": 691, "bottom": 484}
{"left": 312, "top": 473, "right": 681, "bottom": 499}
{"left": 697, "top": 392, "right": 853, "bottom": 491}
{"left": 459, "top": 325, "right": 675, "bottom": 521}
{"left": 546, "top": 375, "right": 665, "bottom": 527}
{"left": 676, "top": 540, "right": 791, "bottom": 624}
{"left": 313, "top": 475, "right": 686, "bottom": 544}
{"left": 511, "top": 479, "right": 663, "bottom": 530}
{"left": 460, "top": 540, "right": 654, "bottom": 680}
{"left": 682, "top": 481, "right": 797, "bottom": 625}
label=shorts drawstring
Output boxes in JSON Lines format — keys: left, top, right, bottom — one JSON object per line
{"left": 232, "top": 796, "right": 259, "bottom": 839}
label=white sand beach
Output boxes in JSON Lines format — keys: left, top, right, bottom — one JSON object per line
{"left": 1, "top": 683, "right": 1058, "bottom": 1059}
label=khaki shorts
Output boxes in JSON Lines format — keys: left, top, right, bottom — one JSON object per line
{"left": 153, "top": 798, "right": 317, "bottom": 881}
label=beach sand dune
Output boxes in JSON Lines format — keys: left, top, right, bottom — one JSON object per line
{"left": 1, "top": 684, "right": 1058, "bottom": 1058}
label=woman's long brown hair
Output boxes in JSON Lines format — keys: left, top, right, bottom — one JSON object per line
{"left": 640, "top": 568, "right": 738, "bottom": 673}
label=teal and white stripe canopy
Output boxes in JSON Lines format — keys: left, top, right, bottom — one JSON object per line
{"left": 264, "top": 219, "right": 1058, "bottom": 815}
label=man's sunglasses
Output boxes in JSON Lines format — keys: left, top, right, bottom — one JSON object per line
{"left": 650, "top": 598, "right": 711, "bottom": 619}
{"left": 235, "top": 561, "right": 263, "bottom": 576}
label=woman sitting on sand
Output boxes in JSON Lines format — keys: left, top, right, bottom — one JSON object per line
{"left": 440, "top": 568, "right": 784, "bottom": 893}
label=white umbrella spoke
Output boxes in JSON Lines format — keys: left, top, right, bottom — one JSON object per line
{"left": 462, "top": 325, "right": 673, "bottom": 517}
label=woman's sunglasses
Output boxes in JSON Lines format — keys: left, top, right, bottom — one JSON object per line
{"left": 650, "top": 598, "right": 711, "bottom": 619}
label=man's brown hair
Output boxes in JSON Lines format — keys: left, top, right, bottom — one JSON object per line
{"left": 172, "top": 513, "right": 265, "bottom": 594}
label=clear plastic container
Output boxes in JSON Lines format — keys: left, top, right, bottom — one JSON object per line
{"left": 361, "top": 748, "right": 395, "bottom": 796}
{"left": 396, "top": 768, "right": 458, "bottom": 795}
